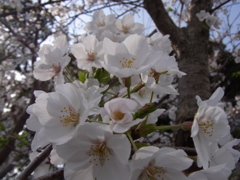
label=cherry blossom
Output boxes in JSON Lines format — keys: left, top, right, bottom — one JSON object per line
{"left": 85, "top": 10, "right": 116, "bottom": 35}
{"left": 56, "top": 123, "right": 131, "bottom": 180}
{"left": 71, "top": 35, "right": 104, "bottom": 72}
{"left": 33, "top": 35, "right": 70, "bottom": 85}
{"left": 188, "top": 164, "right": 231, "bottom": 180}
{"left": 27, "top": 83, "right": 89, "bottom": 145}
{"left": 104, "top": 97, "right": 144, "bottom": 133}
{"left": 102, "top": 34, "right": 160, "bottom": 79}
{"left": 130, "top": 146, "right": 193, "bottom": 180}
{"left": 191, "top": 88, "right": 230, "bottom": 169}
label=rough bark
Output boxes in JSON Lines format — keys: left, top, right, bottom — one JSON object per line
{"left": 144, "top": 0, "right": 212, "bottom": 146}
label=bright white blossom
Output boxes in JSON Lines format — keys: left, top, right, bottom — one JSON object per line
{"left": 56, "top": 123, "right": 131, "bottom": 180}
{"left": 85, "top": 10, "right": 116, "bottom": 35}
{"left": 73, "top": 79, "right": 108, "bottom": 115}
{"left": 104, "top": 97, "right": 144, "bottom": 133}
{"left": 33, "top": 35, "right": 70, "bottom": 85}
{"left": 102, "top": 34, "right": 160, "bottom": 78}
{"left": 27, "top": 83, "right": 89, "bottom": 145}
{"left": 71, "top": 35, "right": 104, "bottom": 71}
{"left": 130, "top": 146, "right": 193, "bottom": 180}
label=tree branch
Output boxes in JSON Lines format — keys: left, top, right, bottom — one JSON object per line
{"left": 16, "top": 144, "right": 53, "bottom": 180}
{"left": 34, "top": 169, "right": 64, "bottom": 180}
{"left": 211, "top": 0, "right": 231, "bottom": 13}
{"left": 143, "top": 0, "right": 181, "bottom": 45}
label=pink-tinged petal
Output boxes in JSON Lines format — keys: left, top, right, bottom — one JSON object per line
{"left": 33, "top": 64, "right": 55, "bottom": 81}
{"left": 83, "top": 35, "right": 99, "bottom": 51}
{"left": 103, "top": 38, "right": 118, "bottom": 55}
{"left": 54, "top": 35, "right": 69, "bottom": 55}
{"left": 131, "top": 146, "right": 159, "bottom": 169}
{"left": 131, "top": 23, "right": 144, "bottom": 34}
{"left": 154, "top": 148, "right": 193, "bottom": 171}
{"left": 64, "top": 166, "right": 94, "bottom": 180}
{"left": 161, "top": 167, "right": 189, "bottom": 180}
{"left": 123, "top": 35, "right": 148, "bottom": 61}
{"left": 115, "top": 68, "right": 139, "bottom": 78}
{"left": 93, "top": 158, "right": 130, "bottom": 180}
{"left": 110, "top": 122, "right": 131, "bottom": 133}
{"left": 31, "top": 128, "right": 51, "bottom": 151}
{"left": 71, "top": 43, "right": 88, "bottom": 59}
{"left": 50, "top": 149, "right": 65, "bottom": 165}
{"left": 122, "top": 14, "right": 134, "bottom": 27}
{"left": 106, "top": 133, "right": 131, "bottom": 164}
{"left": 189, "top": 164, "right": 231, "bottom": 180}
{"left": 115, "top": 19, "right": 122, "bottom": 30}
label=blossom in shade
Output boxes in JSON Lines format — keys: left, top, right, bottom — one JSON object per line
{"left": 33, "top": 35, "right": 70, "bottom": 85}
{"left": 102, "top": 34, "right": 160, "bottom": 78}
{"left": 196, "top": 10, "right": 210, "bottom": 21}
{"left": 56, "top": 123, "right": 131, "bottom": 180}
{"left": 115, "top": 14, "right": 144, "bottom": 42}
{"left": 26, "top": 91, "right": 51, "bottom": 151}
{"left": 104, "top": 97, "right": 144, "bottom": 133}
{"left": 210, "top": 139, "right": 240, "bottom": 170}
{"left": 188, "top": 164, "right": 231, "bottom": 180}
{"left": 147, "top": 33, "right": 172, "bottom": 54}
{"left": 130, "top": 146, "right": 193, "bottom": 180}
{"left": 191, "top": 87, "right": 230, "bottom": 169}
{"left": 115, "top": 14, "right": 144, "bottom": 35}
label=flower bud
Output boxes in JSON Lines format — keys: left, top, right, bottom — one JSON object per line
{"left": 181, "top": 121, "right": 193, "bottom": 131}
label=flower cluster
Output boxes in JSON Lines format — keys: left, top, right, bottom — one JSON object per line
{"left": 26, "top": 10, "right": 240, "bottom": 179}
{"left": 196, "top": 10, "right": 221, "bottom": 29}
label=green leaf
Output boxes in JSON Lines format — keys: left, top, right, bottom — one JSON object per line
{"left": 0, "top": 122, "right": 5, "bottom": 131}
{"left": 94, "top": 68, "right": 111, "bottom": 83}
{"left": 134, "top": 141, "right": 149, "bottom": 149}
{"left": 78, "top": 72, "right": 87, "bottom": 83}
{"left": 0, "top": 136, "right": 8, "bottom": 148}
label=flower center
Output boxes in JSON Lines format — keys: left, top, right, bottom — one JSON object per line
{"left": 87, "top": 52, "right": 95, "bottom": 61}
{"left": 141, "top": 165, "right": 166, "bottom": 180}
{"left": 52, "top": 64, "right": 61, "bottom": 76}
{"left": 113, "top": 111, "right": 125, "bottom": 120}
{"left": 97, "top": 21, "right": 105, "bottom": 27}
{"left": 58, "top": 106, "right": 79, "bottom": 127}
{"left": 198, "top": 116, "right": 215, "bottom": 137}
{"left": 119, "top": 57, "right": 136, "bottom": 68}
{"left": 88, "top": 143, "right": 111, "bottom": 166}
{"left": 122, "top": 25, "right": 129, "bottom": 33}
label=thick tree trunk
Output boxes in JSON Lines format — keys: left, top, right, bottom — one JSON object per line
{"left": 144, "top": 0, "right": 212, "bottom": 146}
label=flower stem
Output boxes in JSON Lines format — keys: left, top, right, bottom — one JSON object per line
{"left": 64, "top": 67, "right": 75, "bottom": 82}
{"left": 126, "top": 131, "right": 138, "bottom": 152}
{"left": 154, "top": 125, "right": 182, "bottom": 130}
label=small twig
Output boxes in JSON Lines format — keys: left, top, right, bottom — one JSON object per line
{"left": 16, "top": 144, "right": 53, "bottom": 180}
{"left": 211, "top": 0, "right": 231, "bottom": 13}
